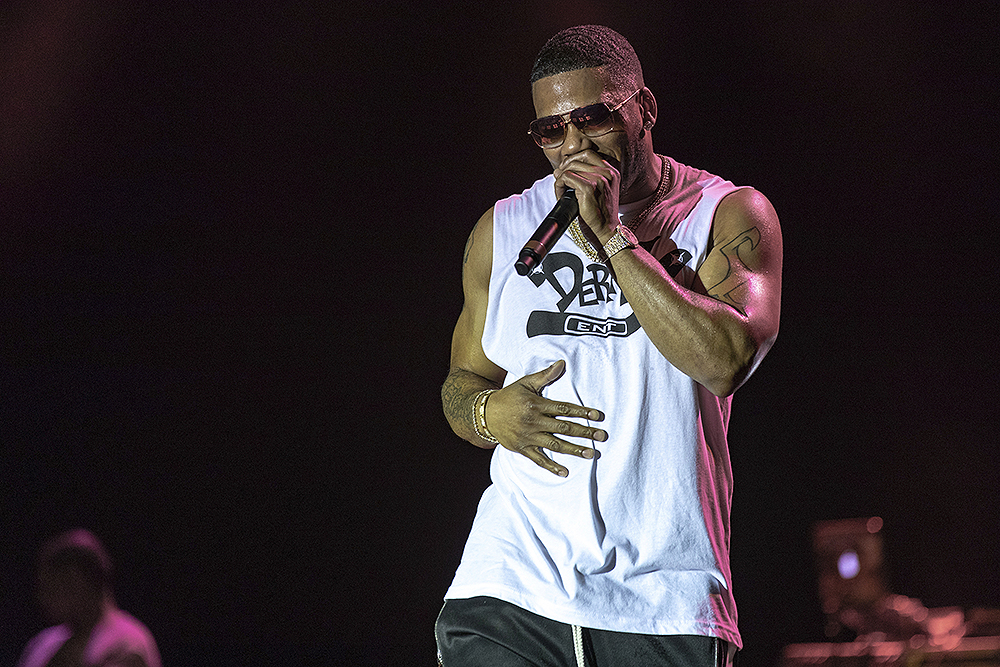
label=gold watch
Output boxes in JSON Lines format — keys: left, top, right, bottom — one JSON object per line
{"left": 603, "top": 224, "right": 638, "bottom": 260}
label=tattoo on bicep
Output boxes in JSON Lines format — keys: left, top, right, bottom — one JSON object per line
{"left": 707, "top": 226, "right": 761, "bottom": 307}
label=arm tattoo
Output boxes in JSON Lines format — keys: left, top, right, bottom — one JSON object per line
{"left": 441, "top": 368, "right": 499, "bottom": 436}
{"left": 441, "top": 369, "right": 475, "bottom": 429}
{"left": 707, "top": 226, "right": 761, "bottom": 307}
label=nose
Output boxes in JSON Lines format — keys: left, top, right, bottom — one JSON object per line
{"left": 558, "top": 121, "right": 595, "bottom": 158}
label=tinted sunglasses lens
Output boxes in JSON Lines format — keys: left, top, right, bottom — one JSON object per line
{"left": 530, "top": 116, "right": 566, "bottom": 147}
{"left": 572, "top": 104, "right": 614, "bottom": 136}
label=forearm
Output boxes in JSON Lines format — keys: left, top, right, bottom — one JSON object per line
{"left": 610, "top": 248, "right": 758, "bottom": 396}
{"left": 441, "top": 367, "right": 502, "bottom": 448}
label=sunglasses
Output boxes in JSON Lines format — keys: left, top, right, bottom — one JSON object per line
{"left": 528, "top": 88, "right": 641, "bottom": 149}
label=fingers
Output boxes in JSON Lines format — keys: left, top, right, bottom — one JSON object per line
{"left": 556, "top": 163, "right": 613, "bottom": 202}
{"left": 538, "top": 402, "right": 607, "bottom": 440}
{"left": 554, "top": 150, "right": 618, "bottom": 186}
{"left": 518, "top": 361, "right": 607, "bottom": 427}
{"left": 539, "top": 398, "right": 608, "bottom": 428}
{"left": 522, "top": 360, "right": 566, "bottom": 394}
{"left": 557, "top": 149, "right": 611, "bottom": 172}
{"left": 521, "top": 446, "right": 568, "bottom": 477}
{"left": 523, "top": 361, "right": 600, "bottom": 414}
{"left": 520, "top": 437, "right": 599, "bottom": 478}
{"left": 507, "top": 392, "right": 608, "bottom": 477}
{"left": 518, "top": 368, "right": 606, "bottom": 425}
{"left": 553, "top": 152, "right": 620, "bottom": 238}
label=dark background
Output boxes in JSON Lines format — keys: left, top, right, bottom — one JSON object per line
{"left": 2, "top": 2, "right": 997, "bottom": 665}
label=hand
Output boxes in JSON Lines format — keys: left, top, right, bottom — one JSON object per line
{"left": 485, "top": 360, "right": 607, "bottom": 477}
{"left": 553, "top": 150, "right": 621, "bottom": 245}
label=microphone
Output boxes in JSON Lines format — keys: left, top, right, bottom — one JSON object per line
{"left": 514, "top": 188, "right": 578, "bottom": 276}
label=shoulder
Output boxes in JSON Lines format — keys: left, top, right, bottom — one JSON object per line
{"left": 713, "top": 187, "right": 781, "bottom": 251}
{"left": 94, "top": 610, "right": 161, "bottom": 667}
{"left": 715, "top": 187, "right": 779, "bottom": 229}
{"left": 17, "top": 626, "right": 69, "bottom": 667}
{"left": 466, "top": 206, "right": 494, "bottom": 260}
{"left": 106, "top": 608, "right": 158, "bottom": 643}
{"left": 493, "top": 175, "right": 556, "bottom": 227}
{"left": 462, "top": 206, "right": 495, "bottom": 295}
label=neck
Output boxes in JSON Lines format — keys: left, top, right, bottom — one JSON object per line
{"left": 620, "top": 142, "right": 661, "bottom": 205}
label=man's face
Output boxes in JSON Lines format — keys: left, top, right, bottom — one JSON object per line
{"left": 530, "top": 67, "right": 645, "bottom": 195}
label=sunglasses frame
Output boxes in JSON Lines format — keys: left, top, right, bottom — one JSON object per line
{"left": 528, "top": 88, "right": 642, "bottom": 148}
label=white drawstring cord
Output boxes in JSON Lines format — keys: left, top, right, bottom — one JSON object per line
{"left": 573, "top": 625, "right": 586, "bottom": 667}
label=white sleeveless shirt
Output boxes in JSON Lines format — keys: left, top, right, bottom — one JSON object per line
{"left": 446, "top": 157, "right": 744, "bottom": 646}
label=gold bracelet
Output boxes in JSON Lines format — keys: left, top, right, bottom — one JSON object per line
{"left": 472, "top": 389, "right": 500, "bottom": 444}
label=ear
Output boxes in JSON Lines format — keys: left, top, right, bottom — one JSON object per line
{"left": 639, "top": 87, "right": 658, "bottom": 130}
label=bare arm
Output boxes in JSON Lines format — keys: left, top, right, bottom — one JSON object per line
{"left": 608, "top": 188, "right": 782, "bottom": 396}
{"left": 441, "top": 207, "right": 506, "bottom": 446}
{"left": 441, "top": 207, "right": 608, "bottom": 476}
{"left": 559, "top": 154, "right": 782, "bottom": 396}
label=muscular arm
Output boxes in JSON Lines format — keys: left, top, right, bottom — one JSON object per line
{"left": 607, "top": 187, "right": 782, "bottom": 396}
{"left": 558, "top": 150, "right": 781, "bottom": 396}
{"left": 441, "top": 207, "right": 506, "bottom": 447}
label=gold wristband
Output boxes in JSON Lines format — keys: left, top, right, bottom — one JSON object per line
{"left": 472, "top": 389, "right": 500, "bottom": 444}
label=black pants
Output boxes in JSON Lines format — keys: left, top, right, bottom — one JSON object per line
{"left": 436, "top": 597, "right": 736, "bottom": 667}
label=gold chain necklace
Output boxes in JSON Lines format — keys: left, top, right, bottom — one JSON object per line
{"left": 567, "top": 155, "right": 670, "bottom": 262}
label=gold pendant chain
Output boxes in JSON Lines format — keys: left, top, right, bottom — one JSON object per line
{"left": 567, "top": 155, "right": 670, "bottom": 263}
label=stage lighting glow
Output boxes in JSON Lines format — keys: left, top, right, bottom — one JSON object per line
{"left": 837, "top": 550, "right": 861, "bottom": 579}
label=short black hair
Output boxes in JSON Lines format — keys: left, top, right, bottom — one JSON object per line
{"left": 529, "top": 25, "right": 643, "bottom": 92}
{"left": 39, "top": 529, "right": 113, "bottom": 593}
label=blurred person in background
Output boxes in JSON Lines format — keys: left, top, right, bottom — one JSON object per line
{"left": 16, "top": 529, "right": 160, "bottom": 667}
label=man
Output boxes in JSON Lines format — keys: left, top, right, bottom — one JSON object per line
{"left": 17, "top": 529, "right": 161, "bottom": 667}
{"left": 438, "top": 25, "right": 781, "bottom": 667}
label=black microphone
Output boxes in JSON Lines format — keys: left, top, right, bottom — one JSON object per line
{"left": 514, "top": 188, "right": 578, "bottom": 276}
